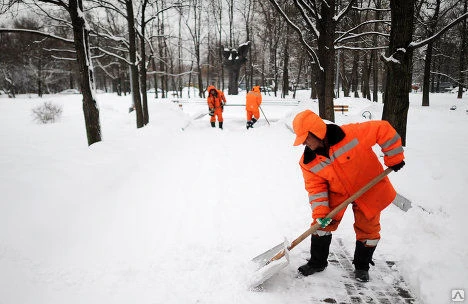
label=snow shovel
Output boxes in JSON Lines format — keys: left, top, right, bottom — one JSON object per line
{"left": 181, "top": 111, "right": 209, "bottom": 130}
{"left": 250, "top": 167, "right": 394, "bottom": 288}
{"left": 259, "top": 106, "right": 270, "bottom": 126}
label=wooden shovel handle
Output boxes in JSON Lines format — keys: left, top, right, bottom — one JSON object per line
{"left": 269, "top": 167, "right": 393, "bottom": 263}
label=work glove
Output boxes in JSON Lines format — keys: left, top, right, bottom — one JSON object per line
{"left": 317, "top": 218, "right": 332, "bottom": 228}
{"left": 209, "top": 108, "right": 214, "bottom": 116}
{"left": 390, "top": 160, "right": 405, "bottom": 172}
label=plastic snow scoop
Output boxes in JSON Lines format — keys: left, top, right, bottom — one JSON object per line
{"left": 181, "top": 111, "right": 209, "bottom": 130}
{"left": 250, "top": 167, "right": 393, "bottom": 287}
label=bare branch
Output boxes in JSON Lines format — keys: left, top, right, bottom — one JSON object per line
{"left": 0, "top": 28, "right": 74, "bottom": 44}
{"left": 409, "top": 12, "right": 468, "bottom": 49}
{"left": 335, "top": 19, "right": 391, "bottom": 44}
{"left": 335, "top": 0, "right": 357, "bottom": 22}
{"left": 94, "top": 46, "right": 132, "bottom": 65}
{"left": 267, "top": 0, "right": 321, "bottom": 69}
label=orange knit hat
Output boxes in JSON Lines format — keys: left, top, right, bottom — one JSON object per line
{"left": 292, "top": 110, "right": 327, "bottom": 146}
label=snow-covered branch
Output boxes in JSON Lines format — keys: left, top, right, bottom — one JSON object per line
{"left": 0, "top": 28, "right": 74, "bottom": 44}
{"left": 409, "top": 12, "right": 468, "bottom": 49}
{"left": 351, "top": 6, "right": 390, "bottom": 12}
{"left": 146, "top": 70, "right": 195, "bottom": 77}
{"left": 267, "top": 0, "right": 321, "bottom": 70}
{"left": 51, "top": 55, "right": 76, "bottom": 61}
{"left": 335, "top": 19, "right": 390, "bottom": 44}
{"left": 335, "top": 0, "right": 357, "bottom": 22}
{"left": 94, "top": 46, "right": 132, "bottom": 65}
{"left": 296, "top": 0, "right": 319, "bottom": 20}
{"left": 336, "top": 45, "right": 387, "bottom": 51}
{"left": 336, "top": 31, "right": 389, "bottom": 44}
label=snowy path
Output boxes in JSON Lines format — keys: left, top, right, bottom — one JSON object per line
{"left": 1, "top": 92, "right": 467, "bottom": 304}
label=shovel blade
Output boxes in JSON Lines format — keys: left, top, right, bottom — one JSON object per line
{"left": 251, "top": 242, "right": 285, "bottom": 266}
{"left": 249, "top": 239, "right": 290, "bottom": 288}
{"left": 393, "top": 193, "right": 413, "bottom": 212}
{"left": 249, "top": 258, "right": 289, "bottom": 288}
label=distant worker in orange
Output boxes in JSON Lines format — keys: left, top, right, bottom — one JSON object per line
{"left": 207, "top": 85, "right": 226, "bottom": 129}
{"left": 245, "top": 85, "right": 262, "bottom": 129}
{"left": 292, "top": 109, "right": 405, "bottom": 282}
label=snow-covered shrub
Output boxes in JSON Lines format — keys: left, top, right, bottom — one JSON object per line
{"left": 32, "top": 102, "right": 63, "bottom": 124}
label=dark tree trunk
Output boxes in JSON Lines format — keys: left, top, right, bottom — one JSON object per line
{"left": 293, "top": 54, "right": 304, "bottom": 99}
{"left": 458, "top": 0, "right": 467, "bottom": 99}
{"left": 151, "top": 58, "right": 158, "bottom": 99}
{"left": 371, "top": 49, "right": 379, "bottom": 102}
{"left": 361, "top": 54, "right": 371, "bottom": 100}
{"left": 126, "top": 0, "right": 144, "bottom": 128}
{"left": 351, "top": 51, "right": 360, "bottom": 97}
{"left": 421, "top": 41, "right": 434, "bottom": 106}
{"left": 310, "top": 62, "right": 318, "bottom": 99}
{"left": 422, "top": 0, "right": 440, "bottom": 106}
{"left": 140, "top": 0, "right": 149, "bottom": 125}
{"left": 382, "top": 0, "right": 415, "bottom": 146}
{"left": 37, "top": 58, "right": 42, "bottom": 97}
{"left": 372, "top": 0, "right": 382, "bottom": 102}
{"left": 317, "top": 0, "right": 336, "bottom": 122}
{"left": 281, "top": 30, "right": 290, "bottom": 98}
{"left": 69, "top": 0, "right": 101, "bottom": 145}
{"left": 340, "top": 51, "right": 350, "bottom": 97}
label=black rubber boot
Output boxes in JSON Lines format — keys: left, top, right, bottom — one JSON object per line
{"left": 246, "top": 121, "right": 252, "bottom": 129}
{"left": 298, "top": 234, "right": 332, "bottom": 276}
{"left": 353, "top": 240, "right": 376, "bottom": 282}
{"left": 251, "top": 118, "right": 257, "bottom": 127}
{"left": 211, "top": 122, "right": 216, "bottom": 128}
{"left": 219, "top": 122, "right": 223, "bottom": 129}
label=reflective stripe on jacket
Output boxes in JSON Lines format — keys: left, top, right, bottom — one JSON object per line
{"left": 299, "top": 120, "right": 404, "bottom": 220}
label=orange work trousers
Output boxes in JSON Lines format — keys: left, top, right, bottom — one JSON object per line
{"left": 246, "top": 108, "right": 260, "bottom": 121}
{"left": 210, "top": 108, "right": 224, "bottom": 123}
{"left": 315, "top": 202, "right": 381, "bottom": 241}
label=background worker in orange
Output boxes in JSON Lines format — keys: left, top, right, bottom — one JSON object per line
{"left": 245, "top": 86, "right": 262, "bottom": 129}
{"left": 206, "top": 85, "right": 226, "bottom": 129}
{"left": 292, "top": 110, "right": 405, "bottom": 282}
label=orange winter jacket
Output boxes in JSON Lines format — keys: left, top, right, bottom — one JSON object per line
{"left": 207, "top": 85, "right": 224, "bottom": 110}
{"left": 246, "top": 86, "right": 262, "bottom": 111}
{"left": 299, "top": 121, "right": 404, "bottom": 220}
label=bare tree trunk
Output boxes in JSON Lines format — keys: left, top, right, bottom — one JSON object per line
{"left": 458, "top": 0, "right": 467, "bottom": 99}
{"left": 151, "top": 57, "right": 158, "bottom": 99}
{"left": 281, "top": 28, "right": 290, "bottom": 98}
{"left": 372, "top": 0, "right": 382, "bottom": 102}
{"left": 361, "top": 53, "right": 371, "bottom": 100}
{"left": 422, "top": 0, "right": 441, "bottom": 106}
{"left": 140, "top": 0, "right": 149, "bottom": 124}
{"left": 382, "top": 0, "right": 415, "bottom": 146}
{"left": 421, "top": 40, "right": 434, "bottom": 106}
{"left": 340, "top": 51, "right": 350, "bottom": 97}
{"left": 316, "top": 0, "right": 336, "bottom": 122}
{"left": 37, "top": 58, "right": 42, "bottom": 97}
{"left": 126, "top": 0, "right": 144, "bottom": 128}
{"left": 293, "top": 54, "right": 304, "bottom": 99}
{"left": 351, "top": 51, "right": 359, "bottom": 97}
{"left": 310, "top": 62, "right": 318, "bottom": 99}
{"left": 69, "top": 0, "right": 102, "bottom": 145}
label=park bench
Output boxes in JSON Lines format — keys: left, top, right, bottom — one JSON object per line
{"left": 334, "top": 104, "right": 349, "bottom": 114}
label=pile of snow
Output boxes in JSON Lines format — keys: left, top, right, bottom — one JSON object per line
{"left": 0, "top": 91, "right": 467, "bottom": 304}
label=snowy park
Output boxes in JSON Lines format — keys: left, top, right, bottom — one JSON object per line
{"left": 0, "top": 90, "right": 467, "bottom": 304}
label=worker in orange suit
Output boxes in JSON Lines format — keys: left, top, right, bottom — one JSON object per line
{"left": 206, "top": 85, "right": 225, "bottom": 129}
{"left": 292, "top": 110, "right": 405, "bottom": 282}
{"left": 245, "top": 86, "right": 262, "bottom": 129}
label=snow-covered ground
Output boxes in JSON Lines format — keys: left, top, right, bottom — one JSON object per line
{"left": 0, "top": 90, "right": 467, "bottom": 304}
